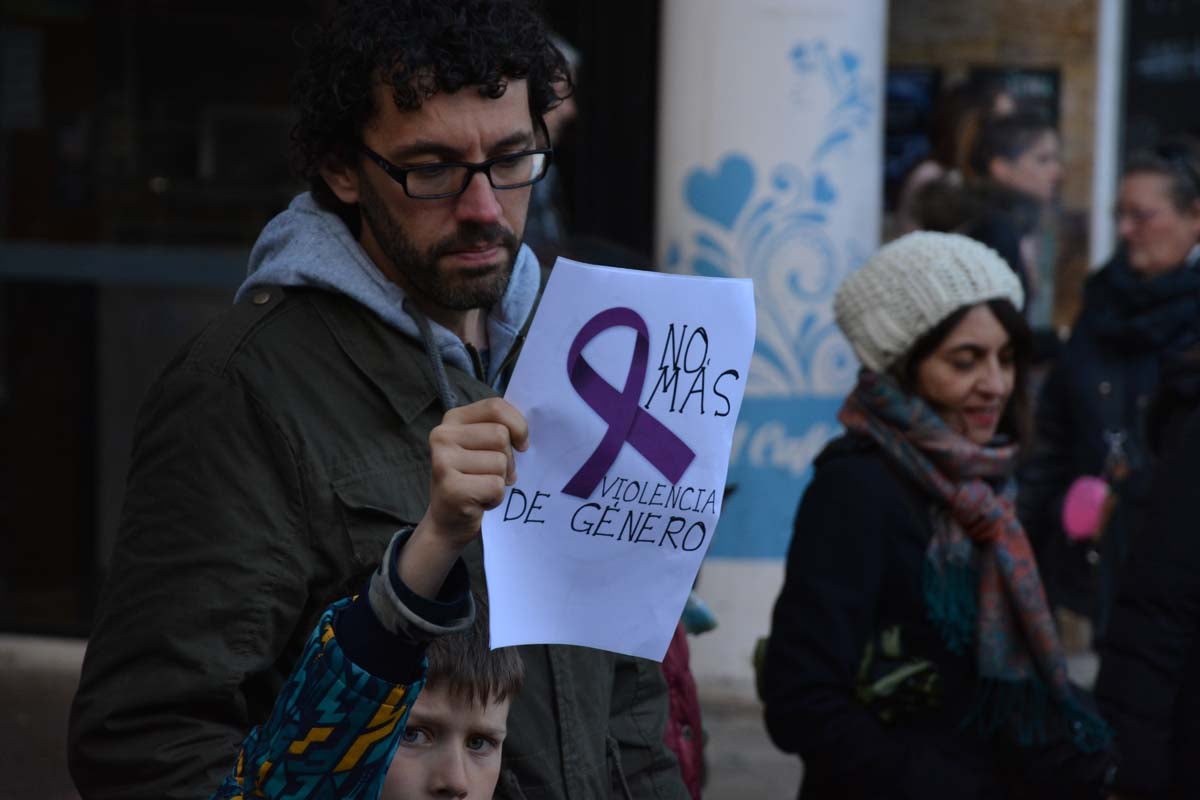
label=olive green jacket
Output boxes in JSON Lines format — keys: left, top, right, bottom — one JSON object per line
{"left": 68, "top": 287, "right": 685, "bottom": 800}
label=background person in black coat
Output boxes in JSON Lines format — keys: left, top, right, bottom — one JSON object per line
{"left": 1094, "top": 346, "right": 1200, "bottom": 799}
{"left": 762, "top": 232, "right": 1114, "bottom": 799}
{"left": 1018, "top": 139, "right": 1200, "bottom": 642}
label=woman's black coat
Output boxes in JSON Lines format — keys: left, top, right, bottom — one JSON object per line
{"left": 763, "top": 435, "right": 1110, "bottom": 799}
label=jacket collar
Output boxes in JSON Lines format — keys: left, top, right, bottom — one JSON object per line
{"left": 313, "top": 291, "right": 494, "bottom": 424}
{"left": 238, "top": 192, "right": 543, "bottom": 386}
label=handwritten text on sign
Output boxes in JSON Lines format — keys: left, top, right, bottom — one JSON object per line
{"left": 482, "top": 259, "right": 755, "bottom": 661}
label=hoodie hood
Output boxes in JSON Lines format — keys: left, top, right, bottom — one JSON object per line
{"left": 236, "top": 192, "right": 541, "bottom": 386}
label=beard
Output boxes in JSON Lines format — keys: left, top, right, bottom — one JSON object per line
{"left": 358, "top": 176, "right": 519, "bottom": 311}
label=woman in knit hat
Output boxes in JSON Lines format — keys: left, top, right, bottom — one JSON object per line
{"left": 761, "top": 232, "right": 1115, "bottom": 799}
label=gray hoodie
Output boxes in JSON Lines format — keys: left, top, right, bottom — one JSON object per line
{"left": 236, "top": 192, "right": 541, "bottom": 391}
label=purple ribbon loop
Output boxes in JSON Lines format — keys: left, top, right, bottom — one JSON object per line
{"left": 562, "top": 307, "right": 696, "bottom": 499}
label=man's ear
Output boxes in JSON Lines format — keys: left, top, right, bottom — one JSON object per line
{"left": 320, "top": 157, "right": 361, "bottom": 205}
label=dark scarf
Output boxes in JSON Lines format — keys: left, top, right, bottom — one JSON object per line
{"left": 839, "top": 370, "right": 1109, "bottom": 751}
{"left": 1087, "top": 251, "right": 1200, "bottom": 353}
{"left": 970, "top": 180, "right": 1042, "bottom": 236}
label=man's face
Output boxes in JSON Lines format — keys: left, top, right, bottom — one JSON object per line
{"left": 346, "top": 80, "right": 537, "bottom": 314}
{"left": 381, "top": 685, "right": 510, "bottom": 800}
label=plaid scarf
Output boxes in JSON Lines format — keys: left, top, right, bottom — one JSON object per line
{"left": 838, "top": 370, "right": 1109, "bottom": 751}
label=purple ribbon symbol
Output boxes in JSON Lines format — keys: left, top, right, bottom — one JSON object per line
{"left": 562, "top": 307, "right": 696, "bottom": 499}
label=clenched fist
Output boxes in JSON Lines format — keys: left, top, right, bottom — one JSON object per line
{"left": 399, "top": 398, "right": 529, "bottom": 598}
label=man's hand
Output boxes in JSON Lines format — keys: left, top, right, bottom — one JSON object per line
{"left": 399, "top": 398, "right": 529, "bottom": 598}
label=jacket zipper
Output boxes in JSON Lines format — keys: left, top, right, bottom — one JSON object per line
{"left": 494, "top": 330, "right": 528, "bottom": 387}
{"left": 464, "top": 343, "right": 487, "bottom": 382}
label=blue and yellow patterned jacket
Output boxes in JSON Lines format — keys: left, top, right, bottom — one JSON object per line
{"left": 211, "top": 599, "right": 423, "bottom": 800}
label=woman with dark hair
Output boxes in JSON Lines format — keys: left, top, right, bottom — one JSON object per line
{"left": 960, "top": 111, "right": 1063, "bottom": 308}
{"left": 762, "top": 232, "right": 1115, "bottom": 799}
{"left": 895, "top": 77, "right": 1015, "bottom": 235}
{"left": 1020, "top": 138, "right": 1200, "bottom": 643}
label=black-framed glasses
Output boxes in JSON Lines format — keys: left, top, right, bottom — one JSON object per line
{"left": 361, "top": 142, "right": 554, "bottom": 200}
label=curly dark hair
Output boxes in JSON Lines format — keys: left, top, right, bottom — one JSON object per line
{"left": 291, "top": 0, "right": 570, "bottom": 218}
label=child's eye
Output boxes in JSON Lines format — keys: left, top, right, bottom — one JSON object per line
{"left": 401, "top": 727, "right": 431, "bottom": 746}
{"left": 465, "top": 734, "right": 496, "bottom": 753}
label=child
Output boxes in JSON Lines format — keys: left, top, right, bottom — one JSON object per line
{"left": 211, "top": 526, "right": 523, "bottom": 800}
{"left": 381, "top": 594, "right": 522, "bottom": 799}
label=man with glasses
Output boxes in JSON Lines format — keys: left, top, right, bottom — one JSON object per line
{"left": 68, "top": 2, "right": 687, "bottom": 798}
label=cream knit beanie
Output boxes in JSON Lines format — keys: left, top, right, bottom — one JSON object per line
{"left": 833, "top": 231, "right": 1024, "bottom": 373}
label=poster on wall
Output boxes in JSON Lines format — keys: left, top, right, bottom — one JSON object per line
{"left": 656, "top": 0, "right": 887, "bottom": 560}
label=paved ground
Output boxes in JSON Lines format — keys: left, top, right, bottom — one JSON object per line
{"left": 0, "top": 635, "right": 1096, "bottom": 798}
{"left": 696, "top": 682, "right": 803, "bottom": 799}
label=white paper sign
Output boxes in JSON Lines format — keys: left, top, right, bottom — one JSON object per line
{"left": 482, "top": 258, "right": 755, "bottom": 660}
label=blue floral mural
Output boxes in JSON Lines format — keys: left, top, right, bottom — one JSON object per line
{"left": 670, "top": 40, "right": 879, "bottom": 557}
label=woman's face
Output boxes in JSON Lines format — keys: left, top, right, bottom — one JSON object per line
{"left": 1117, "top": 171, "right": 1200, "bottom": 276}
{"left": 990, "top": 130, "right": 1062, "bottom": 202}
{"left": 914, "top": 304, "right": 1015, "bottom": 446}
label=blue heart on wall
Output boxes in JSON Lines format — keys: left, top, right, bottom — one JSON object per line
{"left": 813, "top": 172, "right": 837, "bottom": 205}
{"left": 685, "top": 154, "right": 755, "bottom": 230}
{"left": 666, "top": 241, "right": 682, "bottom": 267}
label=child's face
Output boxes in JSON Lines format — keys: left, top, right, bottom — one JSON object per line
{"left": 382, "top": 684, "right": 511, "bottom": 799}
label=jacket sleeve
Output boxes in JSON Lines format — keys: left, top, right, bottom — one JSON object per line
{"left": 68, "top": 367, "right": 318, "bottom": 800}
{"left": 1095, "top": 409, "right": 1200, "bottom": 796}
{"left": 762, "top": 457, "right": 983, "bottom": 797}
{"left": 211, "top": 599, "right": 424, "bottom": 800}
